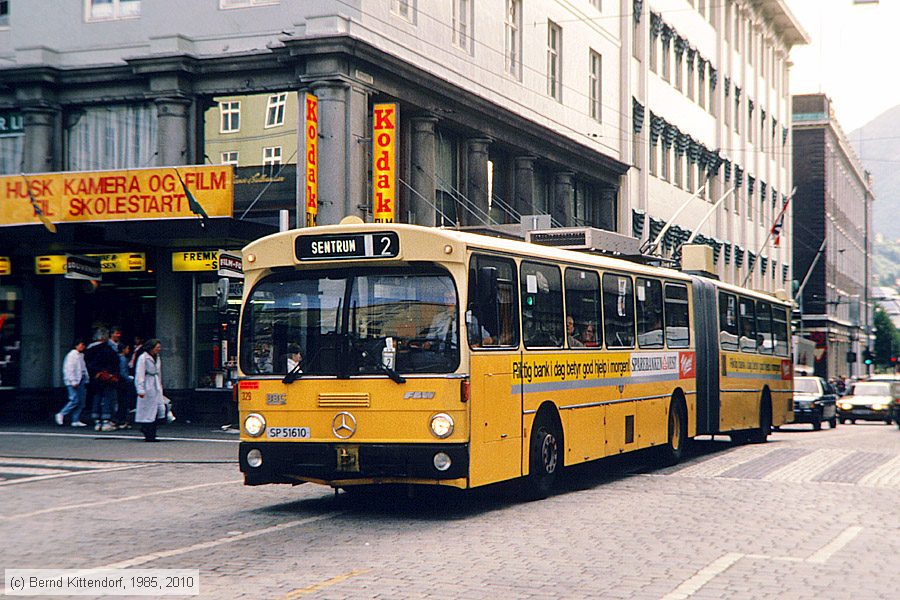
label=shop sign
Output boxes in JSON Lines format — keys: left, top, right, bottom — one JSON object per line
{"left": 65, "top": 255, "right": 102, "bottom": 281}
{"left": 372, "top": 103, "right": 398, "bottom": 223}
{"left": 217, "top": 250, "right": 243, "bottom": 279}
{"left": 1, "top": 165, "right": 233, "bottom": 228}
{"left": 0, "top": 256, "right": 10, "bottom": 275}
{"left": 172, "top": 250, "right": 219, "bottom": 272}
{"left": 0, "top": 111, "right": 23, "bottom": 135}
{"left": 302, "top": 92, "right": 319, "bottom": 227}
{"left": 35, "top": 253, "right": 145, "bottom": 275}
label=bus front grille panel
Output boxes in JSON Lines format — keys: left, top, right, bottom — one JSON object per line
{"left": 318, "top": 392, "right": 371, "bottom": 408}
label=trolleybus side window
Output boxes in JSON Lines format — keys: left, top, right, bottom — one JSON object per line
{"left": 772, "top": 305, "right": 789, "bottom": 357}
{"left": 521, "top": 262, "right": 563, "bottom": 348}
{"left": 467, "top": 255, "right": 519, "bottom": 348}
{"left": 602, "top": 273, "right": 635, "bottom": 348}
{"left": 719, "top": 292, "right": 739, "bottom": 351}
{"left": 738, "top": 297, "right": 757, "bottom": 353}
{"left": 664, "top": 283, "right": 691, "bottom": 348}
{"left": 756, "top": 301, "right": 773, "bottom": 355}
{"left": 564, "top": 268, "right": 601, "bottom": 348}
{"left": 636, "top": 277, "right": 664, "bottom": 349}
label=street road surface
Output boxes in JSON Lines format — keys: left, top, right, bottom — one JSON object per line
{"left": 1, "top": 422, "right": 898, "bottom": 599}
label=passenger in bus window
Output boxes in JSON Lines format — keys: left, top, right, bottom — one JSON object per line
{"left": 254, "top": 343, "right": 273, "bottom": 374}
{"left": 579, "top": 323, "right": 599, "bottom": 347}
{"left": 419, "top": 288, "right": 457, "bottom": 350}
{"left": 286, "top": 343, "right": 302, "bottom": 373}
{"left": 566, "top": 316, "right": 584, "bottom": 348}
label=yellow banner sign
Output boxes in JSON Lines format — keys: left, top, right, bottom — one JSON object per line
{"left": 35, "top": 253, "right": 146, "bottom": 275}
{"left": 172, "top": 250, "right": 219, "bottom": 272}
{"left": 0, "top": 256, "right": 10, "bottom": 276}
{"left": 372, "top": 103, "right": 398, "bottom": 223}
{"left": 303, "top": 93, "right": 319, "bottom": 227}
{"left": 1, "top": 165, "right": 233, "bottom": 228}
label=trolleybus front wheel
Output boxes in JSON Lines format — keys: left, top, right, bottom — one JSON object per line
{"left": 749, "top": 392, "right": 772, "bottom": 444}
{"left": 658, "top": 395, "right": 688, "bottom": 467}
{"left": 524, "top": 412, "right": 561, "bottom": 499}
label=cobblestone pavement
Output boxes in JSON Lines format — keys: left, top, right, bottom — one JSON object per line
{"left": 1, "top": 421, "right": 899, "bottom": 599}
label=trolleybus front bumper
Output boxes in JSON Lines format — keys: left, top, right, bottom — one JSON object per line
{"left": 239, "top": 442, "right": 469, "bottom": 486}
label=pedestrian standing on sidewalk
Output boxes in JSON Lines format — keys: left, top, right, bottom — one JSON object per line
{"left": 135, "top": 339, "right": 165, "bottom": 442}
{"left": 85, "top": 327, "right": 120, "bottom": 432}
{"left": 56, "top": 338, "right": 89, "bottom": 427}
{"left": 115, "top": 343, "right": 134, "bottom": 429}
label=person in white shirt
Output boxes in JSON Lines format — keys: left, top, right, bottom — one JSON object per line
{"left": 286, "top": 343, "right": 302, "bottom": 373}
{"left": 56, "top": 338, "right": 89, "bottom": 427}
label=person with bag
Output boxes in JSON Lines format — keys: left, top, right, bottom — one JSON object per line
{"left": 84, "top": 327, "right": 120, "bottom": 432}
{"left": 134, "top": 339, "right": 167, "bottom": 442}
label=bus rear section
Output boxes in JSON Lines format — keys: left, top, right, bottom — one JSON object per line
{"left": 237, "top": 259, "right": 471, "bottom": 488}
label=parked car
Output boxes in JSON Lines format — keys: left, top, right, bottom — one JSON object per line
{"left": 793, "top": 376, "right": 838, "bottom": 430}
{"left": 865, "top": 375, "right": 900, "bottom": 428}
{"left": 837, "top": 381, "right": 895, "bottom": 424}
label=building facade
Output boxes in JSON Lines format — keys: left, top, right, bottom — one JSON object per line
{"left": 0, "top": 0, "right": 808, "bottom": 416}
{"left": 792, "top": 93, "right": 874, "bottom": 380}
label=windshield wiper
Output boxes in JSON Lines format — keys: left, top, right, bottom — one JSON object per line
{"left": 282, "top": 360, "right": 303, "bottom": 384}
{"left": 359, "top": 347, "right": 406, "bottom": 384}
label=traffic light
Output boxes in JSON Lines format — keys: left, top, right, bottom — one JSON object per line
{"left": 863, "top": 348, "right": 874, "bottom": 365}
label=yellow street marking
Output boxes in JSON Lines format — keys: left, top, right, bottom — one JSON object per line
{"left": 277, "top": 569, "right": 371, "bottom": 599}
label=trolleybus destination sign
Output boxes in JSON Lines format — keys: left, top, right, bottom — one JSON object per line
{"left": 295, "top": 232, "right": 399, "bottom": 261}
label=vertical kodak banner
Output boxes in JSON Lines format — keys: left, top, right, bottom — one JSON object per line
{"left": 303, "top": 93, "right": 319, "bottom": 227}
{"left": 372, "top": 103, "right": 398, "bottom": 223}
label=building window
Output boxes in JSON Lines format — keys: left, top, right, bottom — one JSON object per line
{"left": 547, "top": 21, "right": 562, "bottom": 101}
{"left": 675, "top": 53, "right": 683, "bottom": 92}
{"left": 221, "top": 151, "right": 239, "bottom": 166}
{"left": 734, "top": 96, "right": 740, "bottom": 134}
{"left": 674, "top": 153, "right": 683, "bottom": 189}
{"left": 505, "top": 0, "right": 522, "bottom": 79}
{"left": 649, "top": 31, "right": 658, "bottom": 72}
{"left": 589, "top": 50, "right": 602, "bottom": 122}
{"left": 219, "top": 0, "right": 279, "bottom": 8}
{"left": 66, "top": 104, "right": 158, "bottom": 171}
{"left": 392, "top": 0, "right": 415, "bottom": 23}
{"left": 661, "top": 37, "right": 671, "bottom": 81}
{"left": 85, "top": 0, "right": 140, "bottom": 21}
{"left": 0, "top": 1, "right": 9, "bottom": 27}
{"left": 661, "top": 145, "right": 670, "bottom": 182}
{"left": 725, "top": 1, "right": 732, "bottom": 43}
{"left": 649, "top": 140, "right": 658, "bottom": 176}
{"left": 686, "top": 61, "right": 694, "bottom": 100}
{"left": 453, "top": 0, "right": 473, "bottom": 53}
{"left": 263, "top": 146, "right": 282, "bottom": 175}
{"left": 686, "top": 158, "right": 694, "bottom": 192}
{"left": 265, "top": 93, "right": 287, "bottom": 128}
{"left": 220, "top": 101, "right": 241, "bottom": 133}
{"left": 698, "top": 65, "right": 706, "bottom": 109}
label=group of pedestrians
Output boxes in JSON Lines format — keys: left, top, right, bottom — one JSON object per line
{"left": 56, "top": 326, "right": 168, "bottom": 442}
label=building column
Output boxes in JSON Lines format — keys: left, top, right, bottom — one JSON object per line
{"left": 155, "top": 97, "right": 192, "bottom": 167}
{"left": 409, "top": 116, "right": 439, "bottom": 226}
{"left": 18, "top": 276, "right": 54, "bottom": 388}
{"left": 155, "top": 256, "right": 190, "bottom": 391}
{"left": 463, "top": 137, "right": 491, "bottom": 226}
{"left": 514, "top": 156, "right": 537, "bottom": 218}
{"left": 551, "top": 171, "right": 575, "bottom": 227}
{"left": 311, "top": 80, "right": 369, "bottom": 225}
{"left": 598, "top": 186, "right": 618, "bottom": 231}
{"left": 21, "top": 107, "right": 59, "bottom": 173}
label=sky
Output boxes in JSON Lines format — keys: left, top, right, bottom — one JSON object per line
{"left": 785, "top": 0, "right": 896, "bottom": 132}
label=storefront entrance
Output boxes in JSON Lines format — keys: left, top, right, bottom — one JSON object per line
{"left": 74, "top": 272, "right": 157, "bottom": 349}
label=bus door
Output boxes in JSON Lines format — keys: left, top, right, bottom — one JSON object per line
{"left": 467, "top": 256, "right": 523, "bottom": 487}
{"left": 690, "top": 277, "right": 720, "bottom": 434}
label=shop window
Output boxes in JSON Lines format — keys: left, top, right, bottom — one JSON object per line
{"left": 565, "top": 268, "right": 601, "bottom": 348}
{"left": 665, "top": 284, "right": 690, "bottom": 348}
{"left": 521, "top": 262, "right": 563, "bottom": 348}
{"left": 468, "top": 255, "right": 519, "bottom": 348}
{"left": 719, "top": 291, "right": 738, "bottom": 351}
{"left": 603, "top": 273, "right": 635, "bottom": 348}
{"left": 265, "top": 93, "right": 287, "bottom": 128}
{"left": 263, "top": 146, "right": 282, "bottom": 176}
{"left": 220, "top": 101, "right": 241, "bottom": 133}
{"left": 196, "top": 277, "right": 240, "bottom": 388}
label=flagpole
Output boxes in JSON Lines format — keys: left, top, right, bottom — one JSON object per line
{"left": 740, "top": 187, "right": 796, "bottom": 288}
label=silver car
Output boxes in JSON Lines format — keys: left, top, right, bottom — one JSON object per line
{"left": 838, "top": 381, "right": 894, "bottom": 424}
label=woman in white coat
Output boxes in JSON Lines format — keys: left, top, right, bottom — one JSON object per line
{"left": 135, "top": 339, "right": 164, "bottom": 442}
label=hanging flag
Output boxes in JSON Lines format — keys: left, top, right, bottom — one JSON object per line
{"left": 174, "top": 169, "right": 209, "bottom": 226}
{"left": 20, "top": 174, "right": 57, "bottom": 233}
{"left": 770, "top": 194, "right": 792, "bottom": 248}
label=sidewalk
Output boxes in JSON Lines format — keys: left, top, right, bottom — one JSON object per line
{"left": 0, "top": 422, "right": 240, "bottom": 464}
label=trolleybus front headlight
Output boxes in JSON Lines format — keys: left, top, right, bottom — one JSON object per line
{"left": 244, "top": 413, "right": 266, "bottom": 437}
{"left": 429, "top": 413, "right": 454, "bottom": 439}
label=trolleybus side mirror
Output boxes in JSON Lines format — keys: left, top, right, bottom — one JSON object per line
{"left": 475, "top": 266, "right": 500, "bottom": 335}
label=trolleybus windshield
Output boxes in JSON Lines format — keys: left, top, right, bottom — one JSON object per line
{"left": 240, "top": 267, "right": 459, "bottom": 377}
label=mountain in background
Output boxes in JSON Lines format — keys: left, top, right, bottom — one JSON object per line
{"left": 849, "top": 104, "right": 900, "bottom": 241}
{"left": 849, "top": 105, "right": 900, "bottom": 286}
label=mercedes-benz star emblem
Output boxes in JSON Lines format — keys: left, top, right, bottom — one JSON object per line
{"left": 331, "top": 412, "right": 357, "bottom": 439}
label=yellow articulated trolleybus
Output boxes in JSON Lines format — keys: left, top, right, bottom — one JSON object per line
{"left": 237, "top": 223, "right": 793, "bottom": 497}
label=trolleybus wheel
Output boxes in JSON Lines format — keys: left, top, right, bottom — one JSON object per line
{"left": 659, "top": 396, "right": 688, "bottom": 466}
{"left": 525, "top": 413, "right": 561, "bottom": 499}
{"left": 749, "top": 393, "right": 772, "bottom": 444}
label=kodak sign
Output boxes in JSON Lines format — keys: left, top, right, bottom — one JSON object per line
{"left": 372, "top": 103, "right": 398, "bottom": 223}
{"left": 0, "top": 165, "right": 232, "bottom": 227}
{"left": 303, "top": 92, "right": 319, "bottom": 227}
